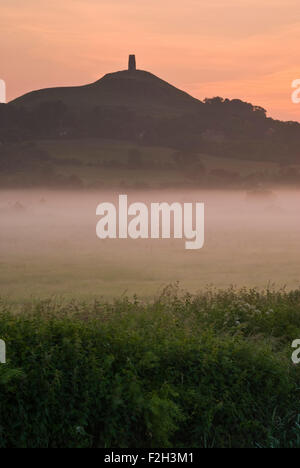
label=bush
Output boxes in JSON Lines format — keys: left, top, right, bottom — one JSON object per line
{"left": 0, "top": 287, "right": 299, "bottom": 448}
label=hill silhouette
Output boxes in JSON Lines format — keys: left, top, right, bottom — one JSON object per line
{"left": 1, "top": 56, "right": 300, "bottom": 169}
{"left": 11, "top": 69, "right": 200, "bottom": 115}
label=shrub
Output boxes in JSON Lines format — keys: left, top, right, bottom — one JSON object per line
{"left": 0, "top": 288, "right": 299, "bottom": 448}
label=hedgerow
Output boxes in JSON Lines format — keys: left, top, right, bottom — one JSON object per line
{"left": 0, "top": 286, "right": 300, "bottom": 448}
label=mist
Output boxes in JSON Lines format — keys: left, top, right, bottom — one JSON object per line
{"left": 1, "top": 188, "right": 300, "bottom": 301}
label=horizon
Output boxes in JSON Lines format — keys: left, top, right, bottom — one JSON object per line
{"left": 7, "top": 58, "right": 300, "bottom": 125}
{"left": 2, "top": 0, "right": 300, "bottom": 122}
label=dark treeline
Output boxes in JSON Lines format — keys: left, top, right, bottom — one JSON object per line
{"left": 1, "top": 97, "right": 300, "bottom": 164}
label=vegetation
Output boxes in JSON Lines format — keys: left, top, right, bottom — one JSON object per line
{"left": 2, "top": 68, "right": 300, "bottom": 189}
{"left": 1, "top": 138, "right": 300, "bottom": 189}
{"left": 1, "top": 285, "right": 300, "bottom": 448}
{"left": 2, "top": 95, "right": 300, "bottom": 165}
{"left": 2, "top": 69, "right": 300, "bottom": 176}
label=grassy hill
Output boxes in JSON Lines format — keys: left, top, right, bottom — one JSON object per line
{"left": 11, "top": 69, "right": 200, "bottom": 116}
{"left": 1, "top": 62, "right": 300, "bottom": 186}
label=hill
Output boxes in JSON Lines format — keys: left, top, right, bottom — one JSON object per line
{"left": 11, "top": 69, "right": 200, "bottom": 116}
{"left": 1, "top": 55, "right": 300, "bottom": 188}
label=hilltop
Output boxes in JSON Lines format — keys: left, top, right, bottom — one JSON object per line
{"left": 11, "top": 69, "right": 200, "bottom": 116}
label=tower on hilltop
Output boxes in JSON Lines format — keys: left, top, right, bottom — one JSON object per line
{"left": 128, "top": 55, "right": 136, "bottom": 71}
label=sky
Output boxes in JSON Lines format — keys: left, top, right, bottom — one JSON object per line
{"left": 1, "top": 0, "right": 300, "bottom": 121}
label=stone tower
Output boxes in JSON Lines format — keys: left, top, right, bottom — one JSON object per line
{"left": 128, "top": 55, "right": 136, "bottom": 71}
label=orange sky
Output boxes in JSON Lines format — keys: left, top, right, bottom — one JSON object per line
{"left": 1, "top": 0, "right": 300, "bottom": 121}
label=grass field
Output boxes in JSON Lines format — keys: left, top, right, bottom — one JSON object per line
{"left": 3, "top": 138, "right": 299, "bottom": 190}
{"left": 41, "top": 138, "right": 280, "bottom": 172}
{"left": 0, "top": 188, "right": 300, "bottom": 302}
{"left": 38, "top": 138, "right": 283, "bottom": 188}
{"left": 1, "top": 187, "right": 300, "bottom": 448}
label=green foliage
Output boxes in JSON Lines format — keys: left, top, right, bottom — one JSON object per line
{"left": 0, "top": 287, "right": 300, "bottom": 447}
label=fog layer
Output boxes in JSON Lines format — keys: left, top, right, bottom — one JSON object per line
{"left": 0, "top": 189, "right": 299, "bottom": 300}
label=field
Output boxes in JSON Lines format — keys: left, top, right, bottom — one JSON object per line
{"left": 1, "top": 188, "right": 300, "bottom": 447}
{"left": 40, "top": 138, "right": 283, "bottom": 188}
{"left": 0, "top": 188, "right": 300, "bottom": 302}
{"left": 3, "top": 137, "right": 295, "bottom": 190}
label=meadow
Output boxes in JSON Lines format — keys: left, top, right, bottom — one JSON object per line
{"left": 38, "top": 138, "right": 284, "bottom": 189}
{"left": 2, "top": 138, "right": 295, "bottom": 190}
{"left": 0, "top": 188, "right": 300, "bottom": 301}
{"left": 1, "top": 188, "right": 300, "bottom": 448}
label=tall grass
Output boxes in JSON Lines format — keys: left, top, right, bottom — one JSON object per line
{"left": 0, "top": 285, "right": 300, "bottom": 448}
